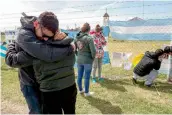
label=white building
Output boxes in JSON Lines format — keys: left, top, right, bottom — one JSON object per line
{"left": 103, "top": 9, "right": 109, "bottom": 26}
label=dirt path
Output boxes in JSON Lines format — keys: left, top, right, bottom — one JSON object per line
{"left": 1, "top": 99, "right": 28, "bottom": 114}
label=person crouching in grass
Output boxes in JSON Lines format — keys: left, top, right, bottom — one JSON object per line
{"left": 132, "top": 49, "right": 167, "bottom": 87}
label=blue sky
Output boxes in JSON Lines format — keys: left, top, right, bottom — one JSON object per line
{"left": 0, "top": 0, "right": 172, "bottom": 31}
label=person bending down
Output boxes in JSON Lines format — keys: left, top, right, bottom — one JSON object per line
{"left": 132, "top": 49, "right": 167, "bottom": 87}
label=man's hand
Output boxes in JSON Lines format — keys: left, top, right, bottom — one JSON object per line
{"left": 54, "top": 32, "right": 67, "bottom": 40}
{"left": 43, "top": 37, "right": 49, "bottom": 41}
{"left": 158, "top": 57, "right": 163, "bottom": 62}
{"left": 37, "top": 37, "right": 49, "bottom": 41}
{"left": 159, "top": 54, "right": 169, "bottom": 61}
{"left": 162, "top": 54, "right": 169, "bottom": 59}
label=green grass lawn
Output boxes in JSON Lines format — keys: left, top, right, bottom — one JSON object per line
{"left": 1, "top": 61, "right": 172, "bottom": 113}
{"left": 1, "top": 36, "right": 172, "bottom": 114}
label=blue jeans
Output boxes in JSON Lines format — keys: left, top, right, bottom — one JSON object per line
{"left": 20, "top": 84, "right": 41, "bottom": 114}
{"left": 77, "top": 64, "right": 92, "bottom": 93}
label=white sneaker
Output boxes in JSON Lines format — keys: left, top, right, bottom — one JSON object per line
{"left": 79, "top": 89, "right": 85, "bottom": 94}
{"left": 84, "top": 92, "right": 94, "bottom": 97}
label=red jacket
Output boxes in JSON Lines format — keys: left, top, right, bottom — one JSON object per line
{"left": 90, "top": 30, "right": 107, "bottom": 58}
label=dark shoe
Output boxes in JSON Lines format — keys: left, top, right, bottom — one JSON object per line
{"left": 132, "top": 78, "right": 137, "bottom": 84}
{"left": 145, "top": 84, "right": 152, "bottom": 87}
{"left": 98, "top": 77, "right": 104, "bottom": 82}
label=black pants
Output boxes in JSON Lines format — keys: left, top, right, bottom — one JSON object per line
{"left": 41, "top": 84, "right": 77, "bottom": 114}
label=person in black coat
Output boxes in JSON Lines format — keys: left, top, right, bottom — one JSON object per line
{"left": 5, "top": 12, "right": 73, "bottom": 114}
{"left": 133, "top": 49, "right": 166, "bottom": 87}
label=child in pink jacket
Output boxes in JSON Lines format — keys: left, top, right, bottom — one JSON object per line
{"left": 90, "top": 24, "right": 107, "bottom": 83}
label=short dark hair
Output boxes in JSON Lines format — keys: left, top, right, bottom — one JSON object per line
{"left": 164, "top": 46, "right": 170, "bottom": 53}
{"left": 38, "top": 11, "right": 59, "bottom": 34}
{"left": 155, "top": 49, "right": 164, "bottom": 57}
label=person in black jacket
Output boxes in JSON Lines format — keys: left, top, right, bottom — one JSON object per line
{"left": 5, "top": 12, "right": 74, "bottom": 114}
{"left": 133, "top": 49, "right": 166, "bottom": 87}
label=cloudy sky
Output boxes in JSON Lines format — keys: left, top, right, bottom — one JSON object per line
{"left": 0, "top": 0, "right": 172, "bottom": 31}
